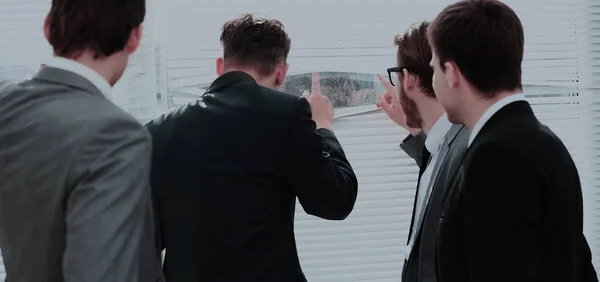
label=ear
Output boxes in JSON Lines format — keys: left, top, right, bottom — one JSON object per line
{"left": 215, "top": 57, "right": 225, "bottom": 76}
{"left": 402, "top": 68, "right": 418, "bottom": 90}
{"left": 124, "top": 25, "right": 143, "bottom": 55}
{"left": 274, "top": 63, "right": 289, "bottom": 87}
{"left": 43, "top": 13, "right": 51, "bottom": 44}
{"left": 444, "top": 61, "right": 460, "bottom": 88}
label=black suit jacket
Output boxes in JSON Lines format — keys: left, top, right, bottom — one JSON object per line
{"left": 145, "top": 71, "right": 358, "bottom": 282}
{"left": 400, "top": 125, "right": 469, "bottom": 282}
{"left": 436, "top": 101, "right": 597, "bottom": 282}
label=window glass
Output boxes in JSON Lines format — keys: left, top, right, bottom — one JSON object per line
{"left": 283, "top": 72, "right": 384, "bottom": 108}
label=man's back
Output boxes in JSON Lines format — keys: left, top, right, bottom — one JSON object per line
{"left": 147, "top": 71, "right": 358, "bottom": 282}
{"left": 0, "top": 67, "right": 158, "bottom": 282}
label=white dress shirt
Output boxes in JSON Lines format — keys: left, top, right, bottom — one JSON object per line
{"left": 45, "top": 57, "right": 113, "bottom": 100}
{"left": 404, "top": 114, "right": 453, "bottom": 259}
{"left": 468, "top": 93, "right": 527, "bottom": 146}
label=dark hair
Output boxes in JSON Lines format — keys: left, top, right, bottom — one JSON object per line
{"left": 48, "top": 0, "right": 145, "bottom": 59}
{"left": 220, "top": 14, "right": 291, "bottom": 76}
{"left": 395, "top": 21, "right": 435, "bottom": 98}
{"left": 428, "top": 0, "right": 524, "bottom": 97}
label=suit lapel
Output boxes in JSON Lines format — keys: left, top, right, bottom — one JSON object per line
{"left": 410, "top": 124, "right": 463, "bottom": 243}
{"left": 403, "top": 125, "right": 468, "bottom": 282}
{"left": 407, "top": 147, "right": 431, "bottom": 244}
{"left": 427, "top": 125, "right": 462, "bottom": 189}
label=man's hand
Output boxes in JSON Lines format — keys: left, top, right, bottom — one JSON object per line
{"left": 375, "top": 74, "right": 420, "bottom": 135}
{"left": 303, "top": 72, "right": 334, "bottom": 131}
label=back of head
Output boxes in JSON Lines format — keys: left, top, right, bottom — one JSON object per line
{"left": 47, "top": 0, "right": 145, "bottom": 59}
{"left": 218, "top": 14, "right": 291, "bottom": 88}
{"left": 395, "top": 21, "right": 434, "bottom": 98}
{"left": 45, "top": 0, "right": 145, "bottom": 84}
{"left": 428, "top": 0, "right": 524, "bottom": 98}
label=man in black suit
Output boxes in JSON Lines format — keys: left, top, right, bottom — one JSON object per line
{"left": 145, "top": 14, "right": 358, "bottom": 282}
{"left": 376, "top": 22, "right": 469, "bottom": 282}
{"left": 427, "top": 1, "right": 597, "bottom": 281}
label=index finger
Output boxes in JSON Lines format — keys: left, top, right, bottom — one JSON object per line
{"left": 377, "top": 74, "right": 394, "bottom": 93}
{"left": 311, "top": 72, "right": 321, "bottom": 96}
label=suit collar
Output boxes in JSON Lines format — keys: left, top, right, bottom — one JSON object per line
{"left": 445, "top": 124, "right": 466, "bottom": 147}
{"left": 468, "top": 94, "right": 527, "bottom": 146}
{"left": 40, "top": 57, "right": 112, "bottom": 99}
{"left": 470, "top": 100, "right": 533, "bottom": 146}
{"left": 408, "top": 123, "right": 467, "bottom": 253}
{"left": 205, "top": 71, "right": 257, "bottom": 94}
{"left": 405, "top": 123, "right": 465, "bottom": 260}
{"left": 435, "top": 125, "right": 467, "bottom": 170}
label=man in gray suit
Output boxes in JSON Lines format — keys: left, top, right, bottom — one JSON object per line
{"left": 375, "top": 21, "right": 469, "bottom": 282}
{"left": 0, "top": 0, "right": 161, "bottom": 281}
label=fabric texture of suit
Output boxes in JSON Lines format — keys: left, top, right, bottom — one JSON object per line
{"left": 0, "top": 68, "right": 162, "bottom": 282}
{"left": 145, "top": 71, "right": 358, "bottom": 282}
{"left": 399, "top": 125, "right": 469, "bottom": 282}
{"left": 436, "top": 101, "right": 597, "bottom": 282}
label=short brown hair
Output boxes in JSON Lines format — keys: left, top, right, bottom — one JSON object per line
{"left": 428, "top": 0, "right": 524, "bottom": 97}
{"left": 220, "top": 14, "right": 291, "bottom": 76}
{"left": 48, "top": 0, "right": 145, "bottom": 59}
{"left": 395, "top": 21, "right": 434, "bottom": 98}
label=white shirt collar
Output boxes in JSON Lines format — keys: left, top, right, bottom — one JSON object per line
{"left": 468, "top": 93, "right": 527, "bottom": 146}
{"left": 425, "top": 113, "right": 453, "bottom": 154}
{"left": 45, "top": 57, "right": 112, "bottom": 100}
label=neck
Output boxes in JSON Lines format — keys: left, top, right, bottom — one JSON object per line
{"left": 463, "top": 90, "right": 520, "bottom": 131}
{"left": 71, "top": 52, "right": 120, "bottom": 86}
{"left": 223, "top": 67, "right": 273, "bottom": 88}
{"left": 419, "top": 100, "right": 446, "bottom": 135}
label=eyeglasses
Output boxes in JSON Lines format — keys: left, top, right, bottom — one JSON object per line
{"left": 386, "top": 66, "right": 418, "bottom": 86}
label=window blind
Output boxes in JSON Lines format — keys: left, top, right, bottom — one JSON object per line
{"left": 578, "top": 0, "right": 600, "bottom": 272}
{"left": 507, "top": 0, "right": 599, "bottom": 275}
{"left": 0, "top": 0, "right": 50, "bottom": 69}
{"left": 0, "top": 0, "right": 598, "bottom": 281}
{"left": 112, "top": 0, "right": 160, "bottom": 123}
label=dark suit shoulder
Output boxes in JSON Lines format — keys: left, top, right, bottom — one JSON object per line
{"left": 472, "top": 111, "right": 564, "bottom": 154}
{"left": 467, "top": 116, "right": 577, "bottom": 188}
{"left": 145, "top": 85, "right": 303, "bottom": 138}
{"left": 255, "top": 85, "right": 305, "bottom": 114}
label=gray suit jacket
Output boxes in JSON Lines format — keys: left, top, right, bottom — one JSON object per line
{"left": 399, "top": 125, "right": 470, "bottom": 282}
{"left": 0, "top": 67, "right": 161, "bottom": 282}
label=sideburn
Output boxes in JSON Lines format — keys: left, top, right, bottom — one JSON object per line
{"left": 399, "top": 88, "right": 423, "bottom": 128}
